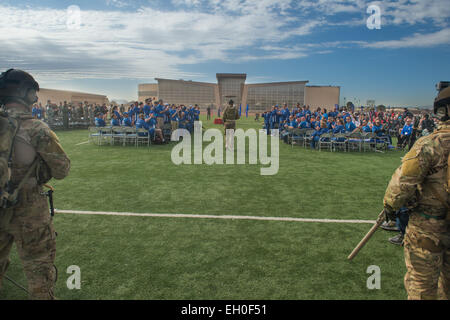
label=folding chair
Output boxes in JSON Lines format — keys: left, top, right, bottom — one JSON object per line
{"left": 123, "top": 127, "right": 137, "bottom": 146}
{"left": 136, "top": 128, "right": 151, "bottom": 147}
{"left": 304, "top": 129, "right": 315, "bottom": 148}
{"left": 332, "top": 133, "right": 347, "bottom": 152}
{"left": 362, "top": 132, "right": 377, "bottom": 152}
{"left": 111, "top": 126, "right": 125, "bottom": 146}
{"left": 88, "top": 127, "right": 101, "bottom": 145}
{"left": 99, "top": 127, "right": 112, "bottom": 146}
{"left": 291, "top": 128, "right": 306, "bottom": 147}
{"left": 347, "top": 132, "right": 363, "bottom": 152}
{"left": 319, "top": 133, "right": 332, "bottom": 151}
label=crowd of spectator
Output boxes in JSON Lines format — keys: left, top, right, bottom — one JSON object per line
{"left": 262, "top": 103, "right": 438, "bottom": 150}
{"left": 30, "top": 98, "right": 439, "bottom": 150}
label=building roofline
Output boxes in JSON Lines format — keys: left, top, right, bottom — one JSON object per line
{"left": 155, "top": 78, "right": 216, "bottom": 86}
{"left": 306, "top": 85, "right": 340, "bottom": 88}
{"left": 216, "top": 73, "right": 247, "bottom": 80}
{"left": 40, "top": 87, "right": 107, "bottom": 98}
{"left": 247, "top": 80, "right": 309, "bottom": 86}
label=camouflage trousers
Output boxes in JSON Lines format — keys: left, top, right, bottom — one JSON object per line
{"left": 0, "top": 186, "right": 56, "bottom": 300}
{"left": 403, "top": 223, "right": 450, "bottom": 300}
{"left": 224, "top": 121, "right": 236, "bottom": 131}
{"left": 224, "top": 122, "right": 236, "bottom": 149}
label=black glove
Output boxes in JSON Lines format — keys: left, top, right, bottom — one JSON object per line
{"left": 383, "top": 206, "right": 397, "bottom": 222}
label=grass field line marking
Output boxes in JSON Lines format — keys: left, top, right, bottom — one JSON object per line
{"left": 75, "top": 141, "right": 90, "bottom": 146}
{"left": 55, "top": 209, "right": 376, "bottom": 224}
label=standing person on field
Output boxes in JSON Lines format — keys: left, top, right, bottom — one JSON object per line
{"left": 0, "top": 69, "right": 71, "bottom": 299}
{"left": 383, "top": 83, "right": 450, "bottom": 300}
{"left": 222, "top": 100, "right": 240, "bottom": 150}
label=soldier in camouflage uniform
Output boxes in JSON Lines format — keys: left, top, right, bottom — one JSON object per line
{"left": 383, "top": 84, "right": 450, "bottom": 300}
{"left": 0, "top": 69, "right": 70, "bottom": 299}
{"left": 222, "top": 100, "right": 240, "bottom": 150}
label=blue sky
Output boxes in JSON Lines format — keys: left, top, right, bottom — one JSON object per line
{"left": 0, "top": 0, "right": 449, "bottom": 107}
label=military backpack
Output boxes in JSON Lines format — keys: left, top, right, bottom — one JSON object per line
{"left": 0, "top": 110, "right": 38, "bottom": 209}
{"left": 0, "top": 110, "right": 20, "bottom": 208}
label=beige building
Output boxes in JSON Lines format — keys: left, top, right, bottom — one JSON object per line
{"left": 37, "top": 88, "right": 109, "bottom": 106}
{"left": 305, "top": 86, "right": 340, "bottom": 110}
{"left": 138, "top": 73, "right": 340, "bottom": 113}
{"left": 137, "top": 83, "right": 158, "bottom": 103}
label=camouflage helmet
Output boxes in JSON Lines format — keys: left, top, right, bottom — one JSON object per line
{"left": 434, "top": 85, "right": 450, "bottom": 120}
{"left": 0, "top": 69, "right": 40, "bottom": 107}
{"left": 228, "top": 99, "right": 234, "bottom": 106}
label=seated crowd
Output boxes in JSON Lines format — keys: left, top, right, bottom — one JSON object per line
{"left": 93, "top": 98, "right": 201, "bottom": 143}
{"left": 262, "top": 103, "right": 438, "bottom": 150}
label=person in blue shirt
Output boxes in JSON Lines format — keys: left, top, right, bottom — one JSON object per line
{"left": 342, "top": 111, "right": 351, "bottom": 121}
{"left": 372, "top": 118, "right": 392, "bottom": 146}
{"left": 281, "top": 104, "right": 290, "bottom": 123}
{"left": 131, "top": 102, "right": 140, "bottom": 124}
{"left": 193, "top": 105, "right": 201, "bottom": 121}
{"left": 170, "top": 106, "right": 178, "bottom": 132}
{"left": 310, "top": 116, "right": 319, "bottom": 130}
{"left": 32, "top": 104, "right": 43, "bottom": 119}
{"left": 148, "top": 113, "right": 164, "bottom": 142}
{"left": 270, "top": 106, "right": 281, "bottom": 131}
{"left": 122, "top": 112, "right": 132, "bottom": 127}
{"left": 155, "top": 100, "right": 168, "bottom": 129}
{"left": 143, "top": 100, "right": 152, "bottom": 117}
{"left": 281, "top": 115, "right": 295, "bottom": 143}
{"left": 178, "top": 111, "right": 187, "bottom": 130}
{"left": 310, "top": 121, "right": 329, "bottom": 149}
{"left": 262, "top": 111, "right": 271, "bottom": 134}
{"left": 344, "top": 116, "right": 356, "bottom": 133}
{"left": 136, "top": 114, "right": 149, "bottom": 131}
{"left": 397, "top": 118, "right": 413, "bottom": 148}
{"left": 111, "top": 106, "right": 122, "bottom": 122}
{"left": 298, "top": 116, "right": 311, "bottom": 129}
{"left": 326, "top": 117, "right": 335, "bottom": 130}
{"left": 360, "top": 120, "right": 372, "bottom": 133}
{"left": 95, "top": 113, "right": 106, "bottom": 127}
{"left": 111, "top": 114, "right": 120, "bottom": 127}
{"left": 32, "top": 104, "right": 39, "bottom": 118}
{"left": 372, "top": 119, "right": 384, "bottom": 136}
{"left": 332, "top": 119, "right": 345, "bottom": 134}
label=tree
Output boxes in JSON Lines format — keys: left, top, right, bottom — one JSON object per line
{"left": 346, "top": 101, "right": 355, "bottom": 111}
{"left": 376, "top": 105, "right": 386, "bottom": 112}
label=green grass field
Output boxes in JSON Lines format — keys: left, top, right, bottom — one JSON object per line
{"left": 0, "top": 116, "right": 409, "bottom": 300}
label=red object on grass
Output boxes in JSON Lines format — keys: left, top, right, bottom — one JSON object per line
{"left": 214, "top": 118, "right": 223, "bottom": 124}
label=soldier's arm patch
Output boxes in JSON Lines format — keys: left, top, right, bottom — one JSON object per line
{"left": 401, "top": 157, "right": 421, "bottom": 177}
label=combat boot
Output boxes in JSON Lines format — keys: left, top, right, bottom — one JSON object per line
{"left": 381, "top": 220, "right": 399, "bottom": 231}
{"left": 388, "top": 233, "right": 404, "bottom": 246}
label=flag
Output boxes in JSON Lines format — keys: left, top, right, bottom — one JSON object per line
{"left": 245, "top": 104, "right": 249, "bottom": 118}
{"left": 239, "top": 104, "right": 242, "bottom": 117}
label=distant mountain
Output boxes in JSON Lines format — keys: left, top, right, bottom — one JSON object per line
{"left": 110, "top": 99, "right": 134, "bottom": 105}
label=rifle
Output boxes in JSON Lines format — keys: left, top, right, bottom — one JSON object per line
{"left": 347, "top": 210, "right": 386, "bottom": 260}
{"left": 42, "top": 184, "right": 55, "bottom": 217}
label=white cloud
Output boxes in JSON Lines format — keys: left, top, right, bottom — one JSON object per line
{"left": 364, "top": 28, "right": 450, "bottom": 48}
{"left": 105, "top": 0, "right": 130, "bottom": 8}
{"left": 0, "top": 3, "right": 318, "bottom": 82}
{"left": 0, "top": 0, "right": 449, "bottom": 84}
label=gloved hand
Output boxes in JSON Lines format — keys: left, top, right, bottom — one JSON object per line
{"left": 383, "top": 205, "right": 397, "bottom": 222}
